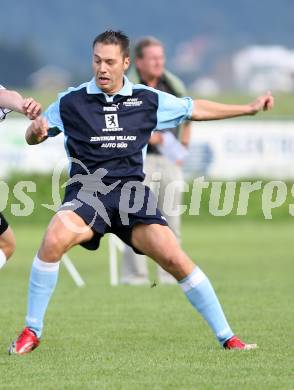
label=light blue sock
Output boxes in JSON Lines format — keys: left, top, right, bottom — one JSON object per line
{"left": 179, "top": 267, "right": 234, "bottom": 345}
{"left": 25, "top": 256, "right": 60, "bottom": 338}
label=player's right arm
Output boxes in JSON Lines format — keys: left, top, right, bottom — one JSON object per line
{"left": 25, "top": 98, "right": 64, "bottom": 145}
{"left": 25, "top": 116, "right": 49, "bottom": 145}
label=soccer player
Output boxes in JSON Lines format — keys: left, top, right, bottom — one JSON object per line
{"left": 8, "top": 31, "right": 274, "bottom": 354}
{"left": 0, "top": 86, "right": 41, "bottom": 270}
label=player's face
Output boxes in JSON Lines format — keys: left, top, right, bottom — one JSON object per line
{"left": 135, "top": 44, "right": 165, "bottom": 80}
{"left": 92, "top": 43, "right": 130, "bottom": 95}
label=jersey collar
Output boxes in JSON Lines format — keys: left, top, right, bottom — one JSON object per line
{"left": 87, "top": 75, "right": 133, "bottom": 97}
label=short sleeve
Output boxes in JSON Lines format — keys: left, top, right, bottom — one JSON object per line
{"left": 156, "top": 91, "right": 193, "bottom": 130}
{"left": 44, "top": 99, "right": 64, "bottom": 137}
{"left": 0, "top": 85, "right": 12, "bottom": 121}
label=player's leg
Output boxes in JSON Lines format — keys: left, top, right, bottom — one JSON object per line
{"left": 156, "top": 158, "right": 182, "bottom": 284}
{"left": 9, "top": 210, "right": 94, "bottom": 354}
{"left": 38, "top": 210, "right": 95, "bottom": 261}
{"left": 27, "top": 210, "right": 94, "bottom": 335}
{"left": 0, "top": 213, "right": 16, "bottom": 269}
{"left": 131, "top": 223, "right": 256, "bottom": 349}
{"left": 132, "top": 223, "right": 195, "bottom": 279}
{"left": 120, "top": 155, "right": 157, "bottom": 284}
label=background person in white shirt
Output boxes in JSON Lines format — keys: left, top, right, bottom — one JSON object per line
{"left": 121, "top": 37, "right": 191, "bottom": 285}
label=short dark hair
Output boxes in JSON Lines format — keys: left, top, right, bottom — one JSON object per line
{"left": 134, "top": 36, "right": 163, "bottom": 59}
{"left": 92, "top": 30, "right": 130, "bottom": 58}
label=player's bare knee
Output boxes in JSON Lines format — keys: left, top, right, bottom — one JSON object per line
{"left": 160, "top": 249, "right": 194, "bottom": 278}
{"left": 39, "top": 231, "right": 66, "bottom": 261}
{"left": 161, "top": 252, "right": 184, "bottom": 273}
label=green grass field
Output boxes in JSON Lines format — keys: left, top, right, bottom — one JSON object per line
{"left": 0, "top": 219, "right": 293, "bottom": 389}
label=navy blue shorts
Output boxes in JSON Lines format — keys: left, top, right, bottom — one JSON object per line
{"left": 0, "top": 213, "right": 9, "bottom": 235}
{"left": 60, "top": 181, "right": 168, "bottom": 254}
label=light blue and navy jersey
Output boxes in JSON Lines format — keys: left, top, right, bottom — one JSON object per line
{"left": 44, "top": 76, "right": 193, "bottom": 182}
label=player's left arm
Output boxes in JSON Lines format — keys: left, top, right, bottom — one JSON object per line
{"left": 0, "top": 89, "right": 42, "bottom": 119}
{"left": 156, "top": 89, "right": 274, "bottom": 131}
{"left": 191, "top": 92, "right": 274, "bottom": 121}
{"left": 180, "top": 121, "right": 192, "bottom": 147}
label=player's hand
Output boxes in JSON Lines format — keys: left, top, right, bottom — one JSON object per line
{"left": 149, "top": 132, "right": 164, "bottom": 145}
{"left": 31, "top": 116, "right": 49, "bottom": 138}
{"left": 248, "top": 91, "right": 274, "bottom": 115}
{"left": 22, "top": 97, "right": 42, "bottom": 119}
